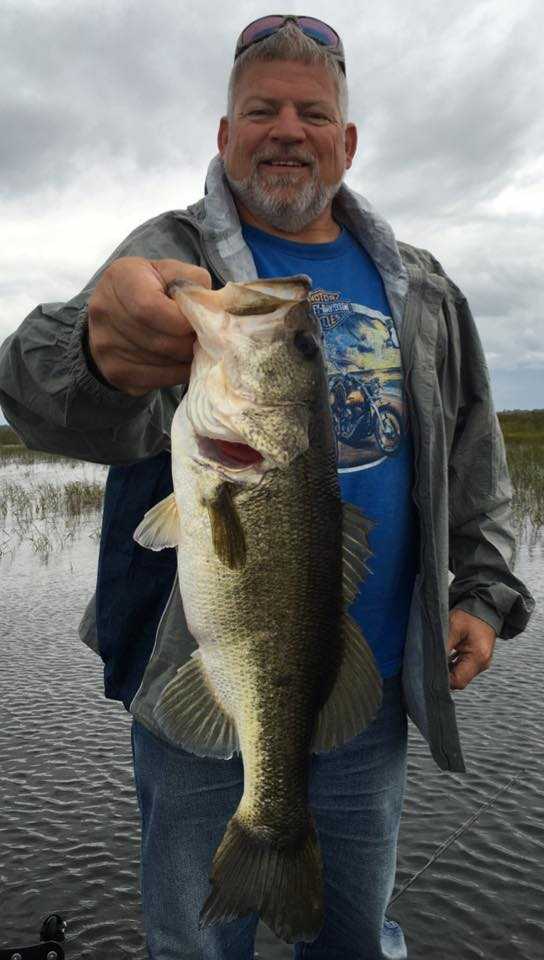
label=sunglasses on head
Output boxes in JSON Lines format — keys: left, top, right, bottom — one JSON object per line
{"left": 234, "top": 15, "right": 346, "bottom": 75}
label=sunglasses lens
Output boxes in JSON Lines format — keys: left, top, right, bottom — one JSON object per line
{"left": 236, "top": 15, "right": 345, "bottom": 73}
{"left": 241, "top": 16, "right": 287, "bottom": 46}
{"left": 241, "top": 15, "right": 339, "bottom": 50}
{"left": 296, "top": 17, "right": 339, "bottom": 47}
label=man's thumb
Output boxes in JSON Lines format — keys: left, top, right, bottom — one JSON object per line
{"left": 150, "top": 259, "right": 213, "bottom": 292}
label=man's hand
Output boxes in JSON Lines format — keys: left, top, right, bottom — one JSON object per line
{"left": 87, "top": 257, "right": 212, "bottom": 396}
{"left": 447, "top": 609, "right": 497, "bottom": 690}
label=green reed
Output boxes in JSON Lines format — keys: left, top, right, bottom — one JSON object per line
{"left": 499, "top": 411, "right": 544, "bottom": 533}
{"left": 505, "top": 441, "right": 544, "bottom": 532}
{"left": 1, "top": 415, "right": 542, "bottom": 554}
{"left": 0, "top": 425, "right": 81, "bottom": 466}
{"left": 0, "top": 479, "right": 104, "bottom": 521}
{"left": 0, "top": 473, "right": 105, "bottom": 559}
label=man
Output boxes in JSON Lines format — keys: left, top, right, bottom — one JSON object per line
{"left": 0, "top": 15, "right": 534, "bottom": 960}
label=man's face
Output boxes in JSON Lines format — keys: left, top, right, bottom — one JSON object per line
{"left": 217, "top": 59, "right": 357, "bottom": 233}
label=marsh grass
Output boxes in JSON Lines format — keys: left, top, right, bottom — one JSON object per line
{"left": 0, "top": 425, "right": 19, "bottom": 446}
{"left": 0, "top": 479, "right": 103, "bottom": 521}
{"left": 0, "top": 413, "right": 542, "bottom": 558}
{"left": 0, "top": 426, "right": 81, "bottom": 467}
{"left": 506, "top": 443, "right": 544, "bottom": 532}
{"left": 498, "top": 411, "right": 544, "bottom": 533}
{"left": 498, "top": 409, "right": 544, "bottom": 443}
{"left": 0, "top": 439, "right": 105, "bottom": 559}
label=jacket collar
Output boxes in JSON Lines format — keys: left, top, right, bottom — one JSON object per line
{"left": 179, "top": 154, "right": 409, "bottom": 330}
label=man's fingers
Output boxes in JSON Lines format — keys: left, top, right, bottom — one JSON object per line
{"left": 93, "top": 305, "right": 196, "bottom": 363}
{"left": 90, "top": 257, "right": 212, "bottom": 339}
{"left": 104, "top": 355, "right": 193, "bottom": 396}
{"left": 448, "top": 647, "right": 493, "bottom": 690}
{"left": 150, "top": 259, "right": 212, "bottom": 292}
{"left": 447, "top": 609, "right": 496, "bottom": 691}
{"left": 449, "top": 653, "right": 478, "bottom": 690}
{"left": 100, "top": 263, "right": 193, "bottom": 337}
{"left": 87, "top": 256, "right": 212, "bottom": 394}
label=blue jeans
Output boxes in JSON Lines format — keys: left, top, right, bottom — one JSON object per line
{"left": 131, "top": 675, "right": 408, "bottom": 960}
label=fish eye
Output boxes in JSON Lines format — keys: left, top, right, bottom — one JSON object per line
{"left": 293, "top": 330, "right": 319, "bottom": 359}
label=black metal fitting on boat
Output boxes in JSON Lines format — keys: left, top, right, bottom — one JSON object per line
{"left": 0, "top": 914, "right": 66, "bottom": 960}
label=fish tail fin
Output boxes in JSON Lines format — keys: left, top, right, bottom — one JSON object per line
{"left": 199, "top": 813, "right": 324, "bottom": 944}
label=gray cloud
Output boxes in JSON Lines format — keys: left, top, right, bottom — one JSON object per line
{"left": 1, "top": 0, "right": 543, "bottom": 412}
{"left": 349, "top": 3, "right": 544, "bottom": 219}
{"left": 0, "top": 0, "right": 234, "bottom": 194}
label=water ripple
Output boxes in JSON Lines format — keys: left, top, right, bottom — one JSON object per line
{"left": 1, "top": 465, "right": 542, "bottom": 958}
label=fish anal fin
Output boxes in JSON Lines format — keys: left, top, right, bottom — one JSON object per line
{"left": 153, "top": 650, "right": 240, "bottom": 759}
{"left": 311, "top": 613, "right": 382, "bottom": 753}
{"left": 133, "top": 492, "right": 181, "bottom": 550}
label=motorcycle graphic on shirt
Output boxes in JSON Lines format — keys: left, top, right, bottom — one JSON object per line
{"left": 310, "top": 289, "right": 406, "bottom": 470}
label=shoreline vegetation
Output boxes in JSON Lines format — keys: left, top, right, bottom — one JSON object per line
{"left": 496, "top": 411, "right": 544, "bottom": 532}
{"left": 1, "top": 411, "right": 543, "bottom": 558}
{"left": 0, "top": 424, "right": 105, "bottom": 560}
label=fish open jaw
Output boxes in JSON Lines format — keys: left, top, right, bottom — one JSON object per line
{"left": 195, "top": 434, "right": 264, "bottom": 473}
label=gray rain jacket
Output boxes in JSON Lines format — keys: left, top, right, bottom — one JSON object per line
{"left": 0, "top": 155, "right": 534, "bottom": 772}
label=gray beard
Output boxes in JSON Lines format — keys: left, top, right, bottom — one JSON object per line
{"left": 224, "top": 159, "right": 344, "bottom": 234}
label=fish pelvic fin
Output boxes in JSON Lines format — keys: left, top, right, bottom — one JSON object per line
{"left": 206, "top": 482, "right": 246, "bottom": 570}
{"left": 153, "top": 650, "right": 240, "bottom": 759}
{"left": 133, "top": 492, "right": 181, "bottom": 550}
{"left": 199, "top": 814, "right": 324, "bottom": 944}
{"left": 311, "top": 613, "right": 383, "bottom": 753}
{"left": 341, "top": 501, "right": 375, "bottom": 605}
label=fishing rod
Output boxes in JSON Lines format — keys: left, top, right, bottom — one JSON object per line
{"left": 389, "top": 766, "right": 528, "bottom": 906}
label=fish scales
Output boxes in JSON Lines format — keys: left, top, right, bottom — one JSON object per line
{"left": 133, "top": 276, "right": 382, "bottom": 944}
{"left": 174, "top": 424, "right": 342, "bottom": 833}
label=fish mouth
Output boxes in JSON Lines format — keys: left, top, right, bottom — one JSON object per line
{"left": 194, "top": 435, "right": 265, "bottom": 474}
{"left": 190, "top": 403, "right": 310, "bottom": 479}
{"left": 210, "top": 439, "right": 263, "bottom": 466}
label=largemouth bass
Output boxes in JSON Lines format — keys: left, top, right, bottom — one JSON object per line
{"left": 133, "top": 275, "right": 382, "bottom": 944}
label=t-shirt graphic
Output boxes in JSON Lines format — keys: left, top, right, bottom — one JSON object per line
{"left": 309, "top": 290, "right": 405, "bottom": 470}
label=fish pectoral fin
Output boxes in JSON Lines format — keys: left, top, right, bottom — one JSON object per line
{"left": 311, "top": 613, "right": 383, "bottom": 753}
{"left": 133, "top": 492, "right": 181, "bottom": 550}
{"left": 341, "top": 501, "right": 375, "bottom": 604}
{"left": 153, "top": 650, "right": 240, "bottom": 758}
{"left": 206, "top": 482, "right": 246, "bottom": 570}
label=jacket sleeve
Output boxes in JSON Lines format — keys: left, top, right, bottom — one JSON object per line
{"left": 436, "top": 262, "right": 535, "bottom": 639}
{"left": 0, "top": 212, "right": 201, "bottom": 465}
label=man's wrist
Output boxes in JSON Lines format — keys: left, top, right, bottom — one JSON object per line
{"left": 449, "top": 598, "right": 502, "bottom": 637}
{"left": 81, "top": 319, "right": 119, "bottom": 391}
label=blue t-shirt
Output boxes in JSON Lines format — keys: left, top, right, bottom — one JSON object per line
{"left": 242, "top": 221, "right": 419, "bottom": 678}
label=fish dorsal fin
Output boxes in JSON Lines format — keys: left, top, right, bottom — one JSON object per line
{"left": 311, "top": 613, "right": 382, "bottom": 753}
{"left": 133, "top": 492, "right": 181, "bottom": 550}
{"left": 342, "top": 502, "right": 374, "bottom": 605}
{"left": 153, "top": 650, "right": 240, "bottom": 759}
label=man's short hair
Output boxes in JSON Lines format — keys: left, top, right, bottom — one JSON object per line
{"left": 227, "top": 22, "right": 349, "bottom": 123}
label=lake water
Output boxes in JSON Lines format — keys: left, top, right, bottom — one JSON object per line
{"left": 1, "top": 459, "right": 542, "bottom": 959}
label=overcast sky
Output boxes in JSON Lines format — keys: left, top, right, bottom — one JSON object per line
{"left": 1, "top": 0, "right": 543, "bottom": 416}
